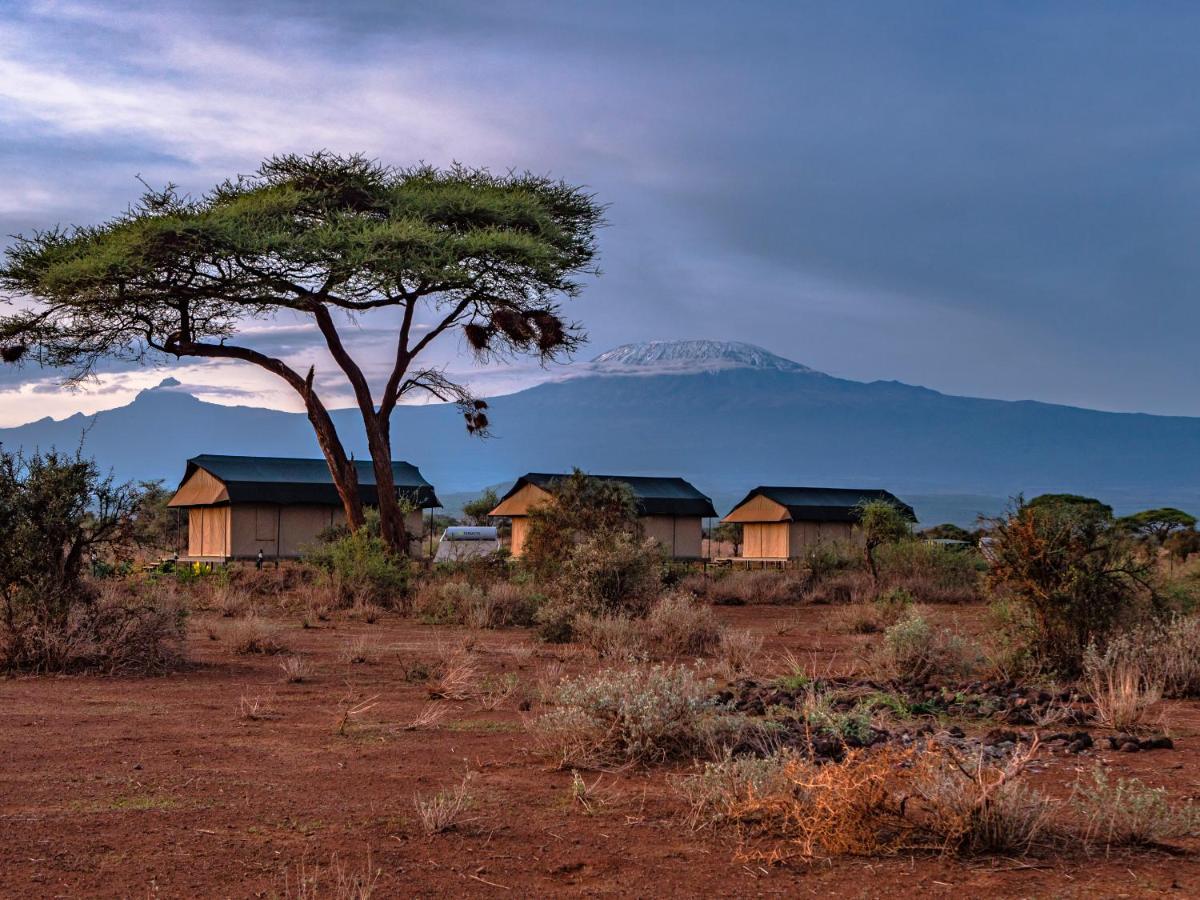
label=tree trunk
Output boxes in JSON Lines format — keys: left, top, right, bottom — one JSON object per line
{"left": 305, "top": 397, "right": 365, "bottom": 532}
{"left": 360, "top": 410, "right": 408, "bottom": 556}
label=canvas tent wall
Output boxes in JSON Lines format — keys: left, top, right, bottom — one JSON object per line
{"left": 488, "top": 472, "right": 717, "bottom": 559}
{"left": 168, "top": 454, "right": 440, "bottom": 560}
{"left": 723, "top": 486, "right": 915, "bottom": 559}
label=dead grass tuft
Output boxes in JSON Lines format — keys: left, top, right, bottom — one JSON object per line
{"left": 413, "top": 773, "right": 476, "bottom": 835}
{"left": 227, "top": 616, "right": 289, "bottom": 655}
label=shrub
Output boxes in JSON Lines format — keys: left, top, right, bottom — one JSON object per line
{"left": 874, "top": 541, "right": 982, "bottom": 604}
{"left": 717, "top": 628, "right": 763, "bottom": 676}
{"left": 671, "top": 750, "right": 797, "bottom": 830}
{"left": 804, "top": 540, "right": 861, "bottom": 582}
{"left": 915, "top": 742, "right": 1054, "bottom": 856}
{"left": 644, "top": 593, "right": 723, "bottom": 657}
{"left": 0, "top": 449, "right": 187, "bottom": 673}
{"left": 278, "top": 654, "right": 311, "bottom": 683}
{"left": 521, "top": 470, "right": 641, "bottom": 578}
{"left": 985, "top": 498, "right": 1157, "bottom": 674}
{"left": 1072, "top": 768, "right": 1200, "bottom": 847}
{"left": 228, "top": 616, "right": 289, "bottom": 655}
{"left": 573, "top": 612, "right": 645, "bottom": 659}
{"left": 856, "top": 500, "right": 913, "bottom": 582}
{"left": 698, "top": 570, "right": 810, "bottom": 606}
{"left": 805, "top": 569, "right": 873, "bottom": 605}
{"left": 559, "top": 532, "right": 663, "bottom": 618}
{"left": 874, "top": 611, "right": 975, "bottom": 683}
{"left": 533, "top": 664, "right": 719, "bottom": 767}
{"left": 303, "top": 511, "right": 411, "bottom": 608}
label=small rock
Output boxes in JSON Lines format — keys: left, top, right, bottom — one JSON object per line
{"left": 1140, "top": 736, "right": 1174, "bottom": 751}
{"left": 1067, "top": 739, "right": 1090, "bottom": 754}
{"left": 947, "top": 725, "right": 965, "bottom": 738}
{"left": 984, "top": 728, "right": 1019, "bottom": 746}
{"left": 1119, "top": 740, "right": 1141, "bottom": 753}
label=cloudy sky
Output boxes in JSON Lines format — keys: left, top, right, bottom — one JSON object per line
{"left": 1, "top": 0, "right": 1198, "bottom": 425}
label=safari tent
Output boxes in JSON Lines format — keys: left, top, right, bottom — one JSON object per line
{"left": 488, "top": 472, "right": 717, "bottom": 559}
{"left": 168, "top": 454, "right": 440, "bottom": 561}
{"left": 722, "top": 486, "right": 915, "bottom": 560}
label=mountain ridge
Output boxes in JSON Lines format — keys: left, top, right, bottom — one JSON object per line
{"left": 2, "top": 340, "right": 1198, "bottom": 525}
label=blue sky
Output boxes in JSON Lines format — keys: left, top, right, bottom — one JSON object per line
{"left": 1, "top": 0, "right": 1198, "bottom": 423}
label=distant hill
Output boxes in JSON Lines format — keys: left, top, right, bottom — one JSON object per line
{"left": 2, "top": 340, "right": 1198, "bottom": 526}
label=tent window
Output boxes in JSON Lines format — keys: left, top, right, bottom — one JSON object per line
{"left": 255, "top": 507, "right": 276, "bottom": 541}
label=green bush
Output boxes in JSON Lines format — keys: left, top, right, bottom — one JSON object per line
{"left": 303, "top": 511, "right": 411, "bottom": 608}
{"left": 985, "top": 497, "right": 1158, "bottom": 674}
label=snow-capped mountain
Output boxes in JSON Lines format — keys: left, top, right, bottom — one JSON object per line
{"left": 2, "top": 339, "right": 1200, "bottom": 525}
{"left": 588, "top": 340, "right": 815, "bottom": 375}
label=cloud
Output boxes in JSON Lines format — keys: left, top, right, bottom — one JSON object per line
{"left": 0, "top": 0, "right": 1197, "bottom": 422}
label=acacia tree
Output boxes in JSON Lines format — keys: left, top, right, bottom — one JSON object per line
{"left": 1119, "top": 507, "right": 1197, "bottom": 543}
{"left": 0, "top": 153, "right": 603, "bottom": 553}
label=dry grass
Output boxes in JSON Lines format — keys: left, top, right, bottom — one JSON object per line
{"left": 279, "top": 654, "right": 312, "bottom": 683}
{"left": 716, "top": 628, "right": 763, "bottom": 677}
{"left": 239, "top": 690, "right": 279, "bottom": 721}
{"left": 227, "top": 616, "right": 289, "bottom": 655}
{"left": 1083, "top": 652, "right": 1163, "bottom": 733}
{"left": 413, "top": 773, "right": 476, "bottom": 835}
{"left": 645, "top": 593, "right": 723, "bottom": 657}
{"left": 429, "top": 648, "right": 480, "bottom": 701}
{"left": 282, "top": 851, "right": 380, "bottom": 900}
{"left": 338, "top": 636, "right": 380, "bottom": 666}
{"left": 476, "top": 673, "right": 520, "bottom": 711}
{"left": 695, "top": 570, "right": 810, "bottom": 606}
{"left": 1072, "top": 768, "right": 1200, "bottom": 848}
{"left": 402, "top": 702, "right": 451, "bottom": 731}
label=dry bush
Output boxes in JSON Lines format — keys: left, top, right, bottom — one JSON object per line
{"left": 239, "top": 690, "right": 279, "bottom": 721}
{"left": 730, "top": 746, "right": 921, "bottom": 858}
{"left": 283, "top": 851, "right": 380, "bottom": 900}
{"left": 3, "top": 581, "right": 188, "bottom": 675}
{"left": 1072, "top": 768, "right": 1200, "bottom": 848}
{"left": 482, "top": 582, "right": 540, "bottom": 628}
{"left": 873, "top": 611, "right": 976, "bottom": 683}
{"left": 644, "top": 593, "right": 723, "bottom": 657}
{"left": 1082, "top": 647, "right": 1163, "bottom": 732}
{"left": 532, "top": 664, "right": 719, "bottom": 768}
{"left": 915, "top": 739, "right": 1055, "bottom": 855}
{"left": 716, "top": 628, "right": 763, "bottom": 677}
{"left": 429, "top": 648, "right": 480, "bottom": 700}
{"left": 347, "top": 600, "right": 384, "bottom": 624}
{"left": 206, "top": 582, "right": 252, "bottom": 618}
{"left": 413, "top": 773, "right": 476, "bottom": 834}
{"left": 874, "top": 541, "right": 982, "bottom": 604}
{"left": 536, "top": 661, "right": 566, "bottom": 703}
{"left": 574, "top": 612, "right": 646, "bottom": 659}
{"left": 338, "top": 636, "right": 379, "bottom": 666}
{"left": 832, "top": 588, "right": 914, "bottom": 635}
{"left": 402, "top": 702, "right": 451, "bottom": 731}
{"left": 1098, "top": 615, "right": 1200, "bottom": 699}
{"left": 805, "top": 570, "right": 874, "bottom": 606}
{"left": 295, "top": 581, "right": 335, "bottom": 624}
{"left": 227, "top": 616, "right": 288, "bottom": 655}
{"left": 711, "top": 742, "right": 1055, "bottom": 860}
{"left": 279, "top": 654, "right": 312, "bottom": 683}
{"left": 700, "top": 570, "right": 810, "bottom": 606}
{"left": 476, "top": 673, "right": 520, "bottom": 710}
{"left": 671, "top": 751, "right": 797, "bottom": 830}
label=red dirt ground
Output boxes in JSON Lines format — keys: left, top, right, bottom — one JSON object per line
{"left": 3, "top": 603, "right": 1199, "bottom": 898}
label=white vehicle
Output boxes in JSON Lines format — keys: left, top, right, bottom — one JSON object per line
{"left": 434, "top": 526, "right": 501, "bottom": 561}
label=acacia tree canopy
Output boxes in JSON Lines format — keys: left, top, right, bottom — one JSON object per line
{"left": 0, "top": 153, "right": 604, "bottom": 552}
{"left": 1119, "top": 507, "right": 1198, "bottom": 542}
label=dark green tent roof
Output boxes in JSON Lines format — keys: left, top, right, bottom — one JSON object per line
{"left": 502, "top": 472, "right": 717, "bottom": 518}
{"left": 180, "top": 454, "right": 439, "bottom": 508}
{"left": 733, "top": 486, "right": 916, "bottom": 523}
